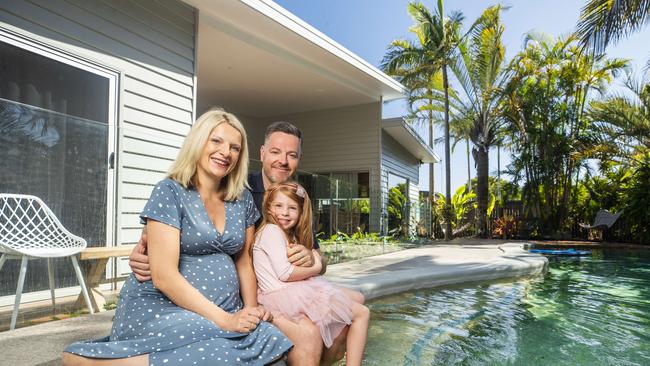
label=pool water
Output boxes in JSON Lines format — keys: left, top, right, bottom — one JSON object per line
{"left": 362, "top": 249, "right": 650, "bottom": 365}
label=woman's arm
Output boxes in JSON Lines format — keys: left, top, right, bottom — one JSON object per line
{"left": 236, "top": 226, "right": 258, "bottom": 307}
{"left": 148, "top": 220, "right": 258, "bottom": 332}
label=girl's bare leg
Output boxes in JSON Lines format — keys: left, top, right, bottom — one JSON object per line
{"left": 345, "top": 302, "right": 369, "bottom": 366}
{"left": 62, "top": 352, "right": 148, "bottom": 366}
{"left": 339, "top": 287, "right": 365, "bottom": 304}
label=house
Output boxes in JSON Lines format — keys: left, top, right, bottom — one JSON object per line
{"left": 0, "top": 0, "right": 436, "bottom": 308}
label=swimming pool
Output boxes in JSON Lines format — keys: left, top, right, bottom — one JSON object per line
{"left": 362, "top": 249, "right": 650, "bottom": 365}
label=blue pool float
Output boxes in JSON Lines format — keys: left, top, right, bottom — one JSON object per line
{"left": 529, "top": 248, "right": 591, "bottom": 256}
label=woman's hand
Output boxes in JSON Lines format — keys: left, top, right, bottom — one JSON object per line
{"left": 221, "top": 307, "right": 262, "bottom": 333}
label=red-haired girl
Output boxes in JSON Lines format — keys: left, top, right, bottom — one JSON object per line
{"left": 253, "top": 182, "right": 369, "bottom": 366}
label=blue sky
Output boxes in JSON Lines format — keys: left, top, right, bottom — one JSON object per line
{"left": 274, "top": 0, "right": 650, "bottom": 193}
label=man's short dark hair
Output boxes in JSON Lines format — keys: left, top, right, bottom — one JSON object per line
{"left": 264, "top": 121, "right": 303, "bottom": 146}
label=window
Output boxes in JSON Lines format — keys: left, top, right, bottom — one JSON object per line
{"left": 297, "top": 172, "right": 370, "bottom": 236}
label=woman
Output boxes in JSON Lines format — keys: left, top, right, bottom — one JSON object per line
{"left": 63, "top": 108, "right": 292, "bottom": 365}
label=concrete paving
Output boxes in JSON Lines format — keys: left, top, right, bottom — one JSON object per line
{"left": 0, "top": 242, "right": 546, "bottom": 365}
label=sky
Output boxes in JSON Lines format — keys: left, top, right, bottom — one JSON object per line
{"left": 273, "top": 0, "right": 650, "bottom": 194}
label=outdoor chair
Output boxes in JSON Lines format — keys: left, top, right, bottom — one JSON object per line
{"left": 579, "top": 209, "right": 623, "bottom": 241}
{"left": 579, "top": 209, "right": 623, "bottom": 229}
{"left": 0, "top": 193, "right": 94, "bottom": 330}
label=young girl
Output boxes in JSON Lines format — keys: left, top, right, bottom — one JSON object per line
{"left": 253, "top": 182, "right": 370, "bottom": 366}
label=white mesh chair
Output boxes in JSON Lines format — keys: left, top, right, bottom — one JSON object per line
{"left": 0, "top": 193, "right": 94, "bottom": 330}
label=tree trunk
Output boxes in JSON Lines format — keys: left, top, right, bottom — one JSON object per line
{"left": 466, "top": 138, "right": 472, "bottom": 191}
{"left": 428, "top": 100, "right": 435, "bottom": 238}
{"left": 443, "top": 66, "right": 452, "bottom": 241}
{"left": 497, "top": 144, "right": 501, "bottom": 205}
{"left": 474, "top": 145, "right": 489, "bottom": 237}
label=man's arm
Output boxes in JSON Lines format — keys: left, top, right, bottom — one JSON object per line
{"left": 129, "top": 227, "right": 152, "bottom": 281}
{"left": 287, "top": 245, "right": 327, "bottom": 274}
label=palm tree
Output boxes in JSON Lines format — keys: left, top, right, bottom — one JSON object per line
{"left": 502, "top": 33, "right": 627, "bottom": 234}
{"left": 586, "top": 73, "right": 650, "bottom": 162}
{"left": 381, "top": 1, "right": 463, "bottom": 240}
{"left": 576, "top": 0, "right": 650, "bottom": 54}
{"left": 448, "top": 5, "right": 508, "bottom": 237}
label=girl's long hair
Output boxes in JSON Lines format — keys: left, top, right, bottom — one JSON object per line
{"left": 257, "top": 181, "right": 314, "bottom": 249}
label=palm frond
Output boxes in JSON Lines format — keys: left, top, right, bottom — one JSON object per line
{"left": 576, "top": 0, "right": 650, "bottom": 53}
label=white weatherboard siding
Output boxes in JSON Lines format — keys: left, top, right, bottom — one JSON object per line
{"left": 263, "top": 103, "right": 383, "bottom": 232}
{"left": 0, "top": 0, "right": 196, "bottom": 249}
{"left": 381, "top": 131, "right": 420, "bottom": 183}
{"left": 381, "top": 130, "right": 421, "bottom": 235}
{"left": 408, "top": 182, "right": 420, "bottom": 237}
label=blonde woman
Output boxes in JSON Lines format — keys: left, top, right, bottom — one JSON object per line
{"left": 63, "top": 108, "right": 292, "bottom": 365}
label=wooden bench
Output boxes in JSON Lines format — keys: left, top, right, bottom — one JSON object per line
{"left": 75, "top": 245, "right": 135, "bottom": 312}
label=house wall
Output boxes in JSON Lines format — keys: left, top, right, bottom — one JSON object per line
{"left": 0, "top": 0, "right": 196, "bottom": 250}
{"left": 259, "top": 103, "right": 383, "bottom": 232}
{"left": 381, "top": 130, "right": 421, "bottom": 236}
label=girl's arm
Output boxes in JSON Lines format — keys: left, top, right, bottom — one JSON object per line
{"left": 148, "top": 220, "right": 258, "bottom": 332}
{"left": 235, "top": 225, "right": 258, "bottom": 307}
{"left": 261, "top": 225, "right": 322, "bottom": 282}
{"left": 286, "top": 249, "right": 322, "bottom": 281}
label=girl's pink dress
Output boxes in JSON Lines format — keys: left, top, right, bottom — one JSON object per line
{"left": 253, "top": 224, "right": 353, "bottom": 347}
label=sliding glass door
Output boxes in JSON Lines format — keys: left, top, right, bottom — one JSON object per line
{"left": 0, "top": 34, "right": 117, "bottom": 304}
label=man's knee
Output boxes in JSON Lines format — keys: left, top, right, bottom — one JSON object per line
{"left": 286, "top": 320, "right": 323, "bottom": 366}
{"left": 300, "top": 319, "right": 323, "bottom": 351}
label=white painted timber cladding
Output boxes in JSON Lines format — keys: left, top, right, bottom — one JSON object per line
{"left": 408, "top": 182, "right": 420, "bottom": 237}
{"left": 259, "top": 103, "right": 383, "bottom": 232}
{"left": 0, "top": 0, "right": 196, "bottom": 246}
{"left": 381, "top": 131, "right": 420, "bottom": 183}
{"left": 381, "top": 130, "right": 421, "bottom": 236}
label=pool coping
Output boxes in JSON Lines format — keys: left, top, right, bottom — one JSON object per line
{"left": 325, "top": 242, "right": 548, "bottom": 301}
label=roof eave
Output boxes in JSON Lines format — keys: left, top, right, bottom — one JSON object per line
{"left": 382, "top": 118, "right": 439, "bottom": 163}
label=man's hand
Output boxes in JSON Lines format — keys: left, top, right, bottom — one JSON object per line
{"left": 287, "top": 243, "right": 314, "bottom": 267}
{"left": 129, "top": 231, "right": 151, "bottom": 282}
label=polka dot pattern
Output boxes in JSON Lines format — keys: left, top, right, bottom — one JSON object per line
{"left": 64, "top": 179, "right": 291, "bottom": 365}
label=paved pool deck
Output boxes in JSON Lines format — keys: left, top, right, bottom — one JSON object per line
{"left": 326, "top": 242, "right": 548, "bottom": 301}
{"left": 0, "top": 241, "right": 547, "bottom": 365}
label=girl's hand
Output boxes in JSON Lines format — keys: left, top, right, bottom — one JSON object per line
{"left": 221, "top": 307, "right": 261, "bottom": 333}
{"left": 257, "top": 305, "right": 274, "bottom": 322}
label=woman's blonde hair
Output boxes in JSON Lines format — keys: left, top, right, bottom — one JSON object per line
{"left": 257, "top": 182, "right": 314, "bottom": 250}
{"left": 167, "top": 107, "right": 249, "bottom": 201}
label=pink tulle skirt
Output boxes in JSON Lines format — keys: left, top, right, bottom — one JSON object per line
{"left": 258, "top": 276, "right": 353, "bottom": 348}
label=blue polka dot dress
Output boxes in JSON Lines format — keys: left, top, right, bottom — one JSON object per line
{"left": 65, "top": 179, "right": 293, "bottom": 365}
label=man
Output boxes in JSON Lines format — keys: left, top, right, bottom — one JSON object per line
{"left": 128, "top": 121, "right": 348, "bottom": 365}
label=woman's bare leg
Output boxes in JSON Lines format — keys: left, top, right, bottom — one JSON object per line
{"left": 345, "top": 303, "right": 369, "bottom": 366}
{"left": 272, "top": 316, "right": 323, "bottom": 366}
{"left": 62, "top": 352, "right": 148, "bottom": 366}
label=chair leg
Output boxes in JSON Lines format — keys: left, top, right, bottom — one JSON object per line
{"left": 11, "top": 256, "right": 29, "bottom": 330}
{"left": 47, "top": 258, "right": 56, "bottom": 310}
{"left": 0, "top": 254, "right": 6, "bottom": 272}
{"left": 71, "top": 255, "right": 94, "bottom": 314}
